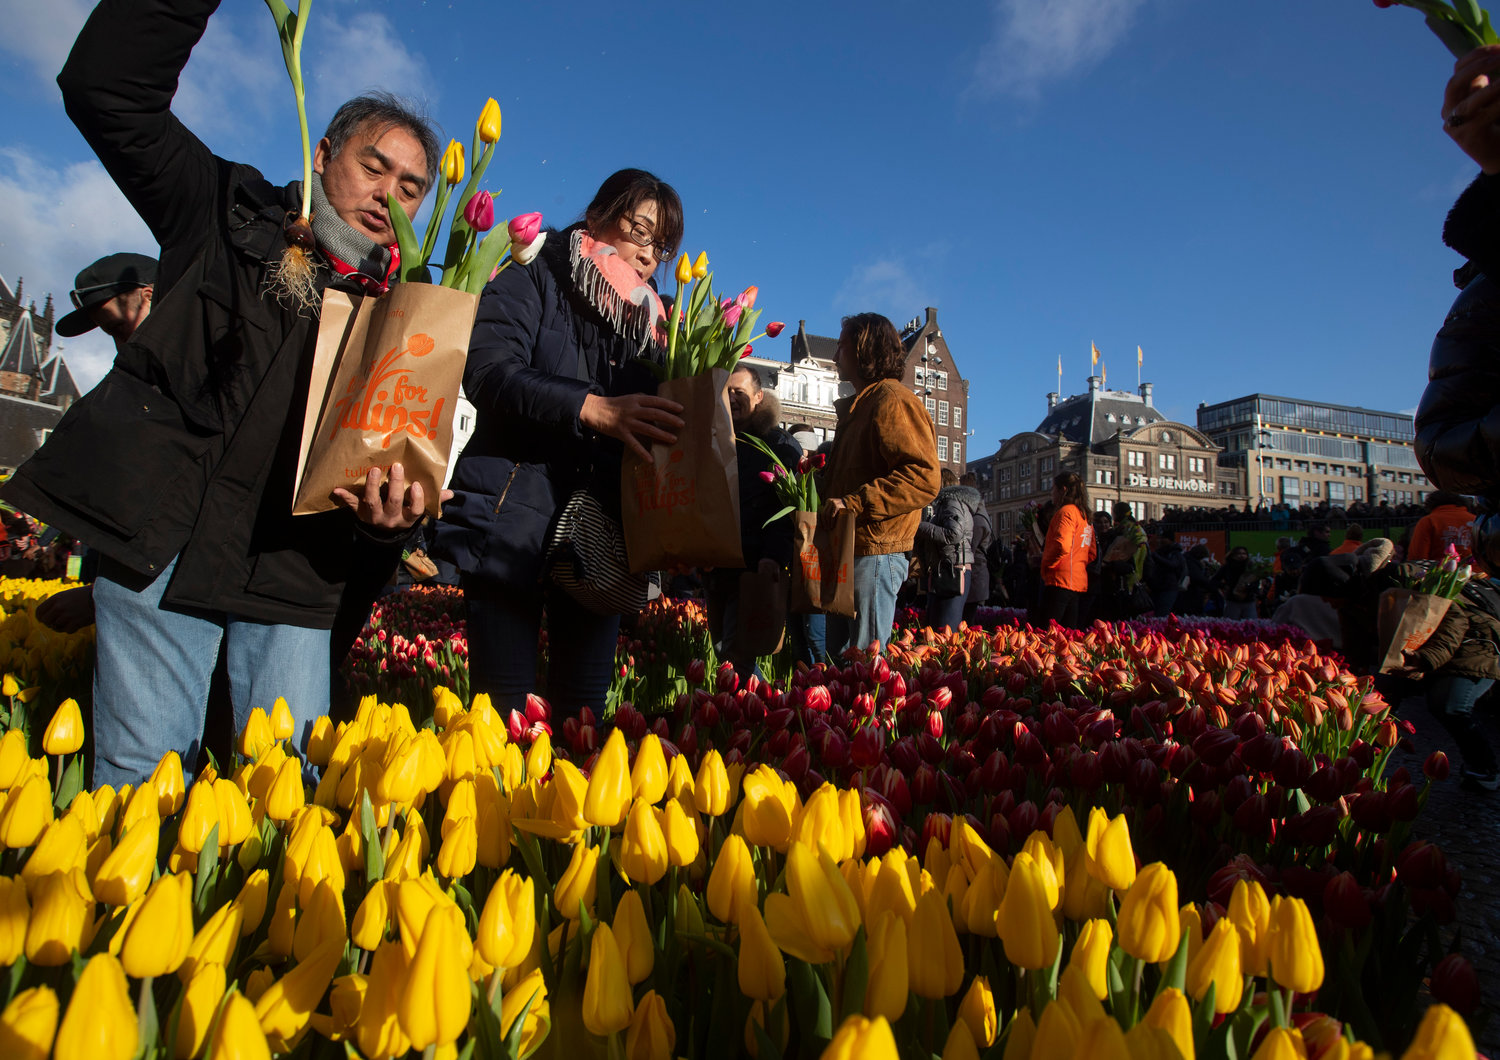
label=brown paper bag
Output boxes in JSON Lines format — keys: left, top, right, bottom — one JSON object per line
{"left": 790, "top": 510, "right": 856, "bottom": 617}
{"left": 1376, "top": 588, "right": 1451, "bottom": 672}
{"left": 621, "top": 368, "right": 743, "bottom": 572}
{"left": 293, "top": 283, "right": 477, "bottom": 518}
{"left": 737, "top": 568, "right": 788, "bottom": 657}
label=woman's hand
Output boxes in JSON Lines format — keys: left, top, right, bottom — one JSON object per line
{"left": 580, "top": 393, "right": 684, "bottom": 463}
{"left": 1444, "top": 45, "right": 1500, "bottom": 174}
{"left": 821, "top": 497, "right": 848, "bottom": 518}
{"left": 332, "top": 463, "right": 451, "bottom": 531}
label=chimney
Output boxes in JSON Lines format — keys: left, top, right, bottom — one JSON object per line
{"left": 1046, "top": 392, "right": 1058, "bottom": 410}
{"left": 1139, "top": 381, "right": 1154, "bottom": 405}
{"left": 1088, "top": 375, "right": 1100, "bottom": 394}
{"left": 792, "top": 320, "right": 808, "bottom": 362}
{"left": 925, "top": 307, "right": 937, "bottom": 328}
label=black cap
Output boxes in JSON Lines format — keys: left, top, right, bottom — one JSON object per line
{"left": 55, "top": 253, "right": 158, "bottom": 337}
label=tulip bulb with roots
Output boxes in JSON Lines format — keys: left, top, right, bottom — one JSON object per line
{"left": 267, "top": 213, "right": 320, "bottom": 312}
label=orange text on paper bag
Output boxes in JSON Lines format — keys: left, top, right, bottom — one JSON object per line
{"left": 328, "top": 332, "right": 448, "bottom": 449}
{"left": 799, "top": 547, "right": 848, "bottom": 585}
{"left": 631, "top": 451, "right": 697, "bottom": 513}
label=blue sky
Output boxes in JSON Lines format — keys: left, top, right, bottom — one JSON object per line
{"left": 0, "top": 0, "right": 1480, "bottom": 459}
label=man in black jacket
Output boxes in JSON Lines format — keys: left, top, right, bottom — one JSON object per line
{"left": 2, "top": 0, "right": 442, "bottom": 785}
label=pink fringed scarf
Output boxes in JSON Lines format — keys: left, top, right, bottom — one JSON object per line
{"left": 570, "top": 229, "right": 666, "bottom": 353}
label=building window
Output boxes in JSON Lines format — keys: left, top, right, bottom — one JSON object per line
{"left": 953, "top": 406, "right": 962, "bottom": 429}
{"left": 1328, "top": 481, "right": 1346, "bottom": 502}
{"left": 1187, "top": 456, "right": 1205, "bottom": 474}
{"left": 1129, "top": 501, "right": 1146, "bottom": 520}
{"left": 938, "top": 436, "right": 949, "bottom": 462}
{"left": 936, "top": 371, "right": 949, "bottom": 390}
{"left": 1127, "top": 451, "right": 1145, "bottom": 468}
{"left": 999, "top": 467, "right": 1012, "bottom": 483}
{"left": 938, "top": 401, "right": 949, "bottom": 426}
{"left": 1294, "top": 460, "right": 1309, "bottom": 472}
{"left": 1000, "top": 485, "right": 1012, "bottom": 499}
{"left": 1281, "top": 477, "right": 1301, "bottom": 504}
{"left": 953, "top": 442, "right": 962, "bottom": 465}
{"left": 1308, "top": 481, "right": 1321, "bottom": 497}
{"left": 925, "top": 398, "right": 936, "bottom": 421}
{"left": 1039, "top": 455, "right": 1055, "bottom": 474}
{"left": 1276, "top": 459, "right": 1291, "bottom": 470}
{"left": 1096, "top": 498, "right": 1112, "bottom": 513}
{"left": 1095, "top": 469, "right": 1114, "bottom": 485}
{"left": 914, "top": 367, "right": 925, "bottom": 386}
{"left": 1159, "top": 454, "right": 1176, "bottom": 472}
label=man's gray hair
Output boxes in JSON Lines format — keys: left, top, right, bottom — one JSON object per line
{"left": 322, "top": 93, "right": 441, "bottom": 190}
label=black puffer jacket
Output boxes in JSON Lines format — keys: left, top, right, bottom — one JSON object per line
{"left": 0, "top": 0, "right": 405, "bottom": 628}
{"left": 432, "top": 225, "right": 658, "bottom": 589}
{"left": 736, "top": 396, "right": 801, "bottom": 569}
{"left": 917, "top": 485, "right": 980, "bottom": 567}
{"left": 1415, "top": 173, "right": 1500, "bottom": 498}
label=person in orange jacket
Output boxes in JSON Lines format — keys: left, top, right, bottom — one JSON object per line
{"left": 1409, "top": 492, "right": 1474, "bottom": 561}
{"left": 1036, "top": 472, "right": 1093, "bottom": 629}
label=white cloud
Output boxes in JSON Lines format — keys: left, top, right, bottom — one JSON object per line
{"left": 309, "top": 10, "right": 435, "bottom": 120}
{"left": 973, "top": 0, "right": 1149, "bottom": 100}
{"left": 833, "top": 259, "right": 935, "bottom": 322}
{"left": 0, "top": 148, "right": 155, "bottom": 393}
{"left": 0, "top": 0, "right": 91, "bottom": 87}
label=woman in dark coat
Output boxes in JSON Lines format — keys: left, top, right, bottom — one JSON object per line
{"left": 436, "top": 170, "right": 685, "bottom": 719}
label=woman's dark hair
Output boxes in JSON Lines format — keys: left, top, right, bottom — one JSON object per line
{"left": 323, "top": 93, "right": 441, "bottom": 190}
{"left": 1426, "top": 490, "right": 1466, "bottom": 511}
{"left": 839, "top": 313, "right": 907, "bottom": 382}
{"left": 584, "top": 169, "right": 684, "bottom": 264}
{"left": 1053, "top": 471, "right": 1088, "bottom": 513}
{"left": 940, "top": 468, "right": 959, "bottom": 488}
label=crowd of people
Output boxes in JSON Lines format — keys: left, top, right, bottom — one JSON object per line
{"left": 1152, "top": 499, "right": 1430, "bottom": 528}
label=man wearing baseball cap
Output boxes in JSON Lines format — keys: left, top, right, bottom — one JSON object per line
{"left": 54, "top": 252, "right": 156, "bottom": 345}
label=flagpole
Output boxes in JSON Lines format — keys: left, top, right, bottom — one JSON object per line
{"left": 1137, "top": 345, "right": 1142, "bottom": 389}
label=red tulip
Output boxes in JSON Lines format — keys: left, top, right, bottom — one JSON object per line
{"left": 463, "top": 190, "right": 495, "bottom": 232}
{"left": 1424, "top": 751, "right": 1450, "bottom": 782}
{"left": 765, "top": 321, "right": 785, "bottom": 338}
{"left": 1430, "top": 954, "right": 1480, "bottom": 1015}
{"left": 1322, "top": 872, "right": 1371, "bottom": 931}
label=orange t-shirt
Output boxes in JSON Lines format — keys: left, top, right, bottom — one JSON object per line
{"left": 1042, "top": 505, "right": 1094, "bottom": 592}
{"left": 1408, "top": 505, "right": 1473, "bottom": 561}
{"left": 1330, "top": 539, "right": 1361, "bottom": 555}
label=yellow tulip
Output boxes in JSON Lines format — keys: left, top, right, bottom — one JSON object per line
{"left": 613, "top": 887, "right": 656, "bottom": 985}
{"left": 305, "top": 716, "right": 337, "bottom": 768}
{"left": 1229, "top": 879, "right": 1271, "bottom": 977}
{"left": 691, "top": 251, "right": 708, "bottom": 279}
{"left": 1078, "top": 1015, "right": 1131, "bottom": 1060}
{"left": 1, "top": 675, "right": 16, "bottom": 698}
{"left": 478, "top": 869, "right": 534, "bottom": 970}
{"left": 254, "top": 937, "right": 344, "bottom": 1051}
{"left": 476, "top": 98, "right": 502, "bottom": 144}
{"left": 150, "top": 751, "right": 186, "bottom": 816}
{"left": 121, "top": 871, "right": 194, "bottom": 977}
{"left": 822, "top": 1014, "right": 899, "bottom": 1060}
{"left": 1125, "top": 1023, "right": 1191, "bottom": 1060}
{"left": 55, "top": 955, "right": 136, "bottom": 1060}
{"left": 0, "top": 875, "right": 29, "bottom": 964}
{"left": 1402, "top": 1002, "right": 1475, "bottom": 1060}
{"left": 583, "top": 922, "right": 634, "bottom": 1035}
{"left": 240, "top": 708, "right": 274, "bottom": 760}
{"left": 284, "top": 813, "right": 345, "bottom": 907}
{"left": 175, "top": 962, "right": 225, "bottom": 1060}
{"left": 956, "top": 974, "right": 996, "bottom": 1047}
{"left": 0, "top": 729, "right": 28, "bottom": 789}
{"left": 675, "top": 882, "right": 705, "bottom": 937}
{"left": 792, "top": 785, "right": 847, "bottom": 862}
{"left": 943, "top": 1022, "right": 982, "bottom": 1060}
{"left": 351, "top": 879, "right": 392, "bottom": 951}
{"left": 908, "top": 886, "right": 963, "bottom": 998}
{"left": 21, "top": 816, "right": 87, "bottom": 891}
{"left": 269, "top": 697, "right": 295, "bottom": 741}
{"left": 498, "top": 966, "right": 549, "bottom": 1054}
{"left": 706, "top": 833, "right": 758, "bottom": 924}
{"left": 1032, "top": 998, "right": 1082, "bottom": 1060}
{"left": 25, "top": 870, "right": 91, "bottom": 966}
{"left": 179, "top": 901, "right": 243, "bottom": 982}
{"left": 393, "top": 877, "right": 443, "bottom": 958}
{"left": 786, "top": 841, "right": 861, "bottom": 953}
{"left": 212, "top": 779, "right": 253, "bottom": 846}
{"left": 209, "top": 992, "right": 271, "bottom": 1060}
{"left": 1004, "top": 1009, "right": 1037, "bottom": 1060}
{"left": 620, "top": 798, "right": 669, "bottom": 885}
{"left": 738, "top": 902, "right": 786, "bottom": 1001}
{"left": 1176, "top": 903, "right": 1205, "bottom": 971}
{"left": 674, "top": 254, "right": 693, "bottom": 285}
{"left": 660, "top": 798, "right": 700, "bottom": 867}
{"left": 233, "top": 868, "right": 270, "bottom": 937}
{"left": 1251, "top": 1028, "right": 1307, "bottom": 1060}
{"left": 398, "top": 904, "right": 472, "bottom": 1048}
{"left": 292, "top": 878, "right": 347, "bottom": 962}
{"left": 959, "top": 855, "right": 1005, "bottom": 937}
{"left": 1060, "top": 964, "right": 1107, "bottom": 1028}
{"left": 584, "top": 729, "right": 632, "bottom": 828}
{"left": 1142, "top": 986, "right": 1195, "bottom": 1060}
{"left": 525, "top": 730, "right": 552, "bottom": 780}
{"left": 1085, "top": 807, "right": 1137, "bottom": 891}
{"left": 1118, "top": 862, "right": 1181, "bottom": 963}
{"left": 475, "top": 772, "right": 512, "bottom": 868}
{"left": 997, "top": 852, "right": 1060, "bottom": 970}
{"left": 356, "top": 941, "right": 411, "bottom": 1060}
{"left": 626, "top": 990, "right": 674, "bottom": 1060}
{"left": 177, "top": 782, "right": 219, "bottom": 855}
{"left": 863, "top": 910, "right": 908, "bottom": 1020}
{"left": 1070, "top": 919, "right": 1113, "bottom": 1000}
{"left": 95, "top": 817, "right": 159, "bottom": 908}
{"left": 435, "top": 813, "right": 477, "bottom": 879}
{"left": 0, "top": 774, "right": 52, "bottom": 848}
{"left": 65, "top": 789, "right": 100, "bottom": 843}
{"left": 244, "top": 967, "right": 275, "bottom": 1004}
{"left": 549, "top": 759, "right": 589, "bottom": 835}
{"left": 631, "top": 734, "right": 668, "bottom": 803}
{"left": 554, "top": 841, "right": 599, "bottom": 919}
{"left": 0, "top": 985, "right": 58, "bottom": 1060}
{"left": 42, "top": 699, "right": 83, "bottom": 755}
{"left": 1267, "top": 895, "right": 1324, "bottom": 994}
{"left": 375, "top": 732, "right": 423, "bottom": 806}
{"left": 694, "top": 750, "right": 730, "bottom": 815}
{"left": 1186, "top": 917, "right": 1242, "bottom": 1013}
{"left": 265, "top": 758, "right": 306, "bottom": 823}
{"left": 267, "top": 880, "right": 298, "bottom": 959}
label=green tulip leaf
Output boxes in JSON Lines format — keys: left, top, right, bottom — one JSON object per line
{"left": 840, "top": 926, "right": 869, "bottom": 1024}
{"left": 193, "top": 822, "right": 220, "bottom": 913}
{"left": 52, "top": 755, "right": 82, "bottom": 812}
{"left": 360, "top": 790, "right": 384, "bottom": 882}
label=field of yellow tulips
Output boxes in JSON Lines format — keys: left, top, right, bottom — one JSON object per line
{"left": 0, "top": 580, "right": 1482, "bottom": 1058}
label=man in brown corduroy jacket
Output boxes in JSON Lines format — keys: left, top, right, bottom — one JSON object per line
{"left": 822, "top": 313, "right": 941, "bottom": 653}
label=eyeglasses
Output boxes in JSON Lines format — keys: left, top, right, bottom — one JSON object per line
{"left": 620, "top": 215, "right": 672, "bottom": 262}
{"left": 69, "top": 281, "right": 140, "bottom": 309}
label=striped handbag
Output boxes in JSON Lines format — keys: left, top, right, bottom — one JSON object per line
{"left": 545, "top": 489, "right": 659, "bottom": 616}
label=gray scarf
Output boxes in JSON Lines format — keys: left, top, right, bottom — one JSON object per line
{"left": 305, "top": 172, "right": 393, "bottom": 281}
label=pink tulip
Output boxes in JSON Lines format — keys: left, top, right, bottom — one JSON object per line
{"left": 722, "top": 301, "right": 743, "bottom": 328}
{"left": 737, "top": 286, "right": 759, "bottom": 310}
{"left": 765, "top": 321, "right": 785, "bottom": 338}
{"left": 464, "top": 191, "right": 495, "bottom": 232}
{"left": 509, "top": 211, "right": 543, "bottom": 244}
{"left": 758, "top": 471, "right": 777, "bottom": 483}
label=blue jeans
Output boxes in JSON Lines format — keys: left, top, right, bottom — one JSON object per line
{"left": 92, "top": 557, "right": 330, "bottom": 788}
{"left": 827, "top": 552, "right": 908, "bottom": 656}
{"left": 789, "top": 612, "right": 827, "bottom": 666}
{"left": 925, "top": 584, "right": 968, "bottom": 634}
{"left": 463, "top": 579, "right": 620, "bottom": 722}
{"left": 1426, "top": 674, "right": 1497, "bottom": 774}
